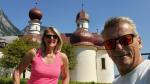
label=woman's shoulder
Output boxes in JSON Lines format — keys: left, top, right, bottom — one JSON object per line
{"left": 28, "top": 48, "right": 37, "bottom": 54}
{"left": 26, "top": 48, "right": 40, "bottom": 58}
{"left": 20, "top": 48, "right": 38, "bottom": 64}
{"left": 59, "top": 52, "right": 68, "bottom": 62}
{"left": 59, "top": 52, "right": 67, "bottom": 58}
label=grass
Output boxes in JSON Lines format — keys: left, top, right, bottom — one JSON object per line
{"left": 0, "top": 77, "right": 111, "bottom": 84}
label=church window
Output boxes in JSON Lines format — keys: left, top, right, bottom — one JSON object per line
{"left": 101, "top": 58, "right": 106, "bottom": 69}
{"left": 36, "top": 26, "right": 37, "bottom": 30}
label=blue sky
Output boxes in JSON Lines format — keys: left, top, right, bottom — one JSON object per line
{"left": 0, "top": 0, "right": 150, "bottom": 54}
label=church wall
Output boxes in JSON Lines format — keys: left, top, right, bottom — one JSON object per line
{"left": 70, "top": 45, "right": 97, "bottom": 82}
{"left": 96, "top": 49, "right": 114, "bottom": 83}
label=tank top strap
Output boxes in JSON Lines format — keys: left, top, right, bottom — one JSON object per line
{"left": 33, "top": 48, "right": 42, "bottom": 59}
{"left": 55, "top": 51, "right": 62, "bottom": 65}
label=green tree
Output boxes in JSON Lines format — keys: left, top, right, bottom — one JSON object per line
{"left": 62, "top": 42, "right": 76, "bottom": 70}
{"left": 0, "top": 36, "right": 39, "bottom": 77}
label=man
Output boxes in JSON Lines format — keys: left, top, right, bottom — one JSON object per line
{"left": 101, "top": 16, "right": 150, "bottom": 84}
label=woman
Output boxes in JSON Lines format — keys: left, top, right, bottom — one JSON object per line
{"left": 13, "top": 27, "right": 70, "bottom": 84}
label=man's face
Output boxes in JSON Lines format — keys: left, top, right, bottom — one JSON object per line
{"left": 103, "top": 23, "right": 142, "bottom": 74}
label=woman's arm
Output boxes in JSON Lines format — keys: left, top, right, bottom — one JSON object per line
{"left": 13, "top": 48, "right": 35, "bottom": 84}
{"left": 61, "top": 52, "right": 70, "bottom": 84}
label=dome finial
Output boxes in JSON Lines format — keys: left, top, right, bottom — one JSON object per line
{"left": 81, "top": 0, "right": 84, "bottom": 10}
{"left": 34, "top": 0, "right": 39, "bottom": 7}
{"left": 29, "top": 0, "right": 42, "bottom": 20}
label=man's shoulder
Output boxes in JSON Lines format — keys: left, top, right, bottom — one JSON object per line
{"left": 143, "top": 59, "right": 150, "bottom": 63}
{"left": 112, "top": 75, "right": 121, "bottom": 84}
{"left": 142, "top": 60, "right": 150, "bottom": 67}
{"left": 113, "top": 60, "right": 150, "bottom": 84}
{"left": 141, "top": 60, "right": 150, "bottom": 72}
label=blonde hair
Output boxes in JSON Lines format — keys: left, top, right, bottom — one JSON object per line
{"left": 101, "top": 16, "right": 138, "bottom": 36}
{"left": 41, "top": 27, "right": 63, "bottom": 54}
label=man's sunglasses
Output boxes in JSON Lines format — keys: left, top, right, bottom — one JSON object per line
{"left": 45, "top": 34, "right": 58, "bottom": 39}
{"left": 103, "top": 34, "right": 136, "bottom": 50}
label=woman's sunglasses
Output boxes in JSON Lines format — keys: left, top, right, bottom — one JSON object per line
{"left": 45, "top": 34, "right": 58, "bottom": 39}
{"left": 103, "top": 34, "right": 135, "bottom": 50}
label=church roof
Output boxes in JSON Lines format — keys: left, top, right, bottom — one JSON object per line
{"left": 76, "top": 10, "right": 89, "bottom": 22}
{"left": 61, "top": 32, "right": 103, "bottom": 46}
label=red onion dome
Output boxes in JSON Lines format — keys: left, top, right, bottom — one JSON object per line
{"left": 92, "top": 33, "right": 104, "bottom": 46}
{"left": 76, "top": 10, "right": 89, "bottom": 22}
{"left": 73, "top": 28, "right": 94, "bottom": 45}
{"left": 29, "top": 7, "right": 42, "bottom": 20}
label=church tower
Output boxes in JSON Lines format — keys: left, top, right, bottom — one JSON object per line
{"left": 27, "top": 7, "right": 42, "bottom": 35}
{"left": 70, "top": 8, "right": 98, "bottom": 82}
{"left": 23, "top": 1, "right": 43, "bottom": 42}
{"left": 69, "top": 1, "right": 114, "bottom": 83}
{"left": 76, "top": 10, "right": 89, "bottom": 31}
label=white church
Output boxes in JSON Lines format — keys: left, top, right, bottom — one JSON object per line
{"left": 23, "top": 7, "right": 114, "bottom": 83}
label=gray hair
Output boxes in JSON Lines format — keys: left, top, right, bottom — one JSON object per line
{"left": 101, "top": 16, "right": 138, "bottom": 36}
{"left": 41, "top": 27, "right": 63, "bottom": 54}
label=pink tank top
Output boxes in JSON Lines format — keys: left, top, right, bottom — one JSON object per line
{"left": 27, "top": 48, "right": 62, "bottom": 84}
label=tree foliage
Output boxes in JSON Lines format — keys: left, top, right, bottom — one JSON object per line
{"left": 0, "top": 36, "right": 76, "bottom": 70}
{"left": 61, "top": 42, "right": 76, "bottom": 70}
{"left": 0, "top": 36, "right": 39, "bottom": 69}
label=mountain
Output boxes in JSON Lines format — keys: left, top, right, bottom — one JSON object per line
{"left": 0, "top": 8, "right": 21, "bottom": 36}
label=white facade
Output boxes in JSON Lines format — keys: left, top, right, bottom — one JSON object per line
{"left": 96, "top": 49, "right": 114, "bottom": 83}
{"left": 70, "top": 45, "right": 97, "bottom": 82}
{"left": 21, "top": 70, "right": 31, "bottom": 78}
{"left": 70, "top": 45, "right": 114, "bottom": 83}
{"left": 77, "top": 21, "right": 89, "bottom": 30}
{"left": 28, "top": 21, "right": 41, "bottom": 34}
{"left": 23, "top": 20, "right": 41, "bottom": 43}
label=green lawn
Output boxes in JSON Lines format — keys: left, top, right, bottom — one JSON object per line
{"left": 0, "top": 77, "right": 111, "bottom": 84}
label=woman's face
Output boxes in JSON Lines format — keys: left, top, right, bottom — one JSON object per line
{"left": 44, "top": 29, "right": 58, "bottom": 48}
